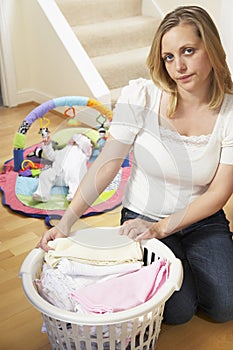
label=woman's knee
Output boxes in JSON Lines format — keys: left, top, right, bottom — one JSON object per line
{"left": 202, "top": 303, "right": 233, "bottom": 323}
{"left": 162, "top": 290, "right": 197, "bottom": 325}
{"left": 198, "top": 279, "right": 233, "bottom": 323}
{"left": 163, "top": 303, "right": 196, "bottom": 325}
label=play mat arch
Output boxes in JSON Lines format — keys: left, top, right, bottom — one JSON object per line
{"left": 0, "top": 96, "right": 131, "bottom": 226}
{"left": 13, "top": 96, "right": 113, "bottom": 171}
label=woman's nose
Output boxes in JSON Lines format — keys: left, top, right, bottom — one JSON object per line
{"left": 175, "top": 57, "right": 187, "bottom": 72}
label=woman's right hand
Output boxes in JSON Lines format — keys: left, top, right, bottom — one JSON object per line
{"left": 36, "top": 226, "right": 67, "bottom": 252}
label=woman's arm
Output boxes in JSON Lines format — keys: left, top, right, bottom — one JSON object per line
{"left": 120, "top": 163, "right": 233, "bottom": 240}
{"left": 37, "top": 135, "right": 132, "bottom": 251}
{"left": 159, "top": 163, "right": 233, "bottom": 235}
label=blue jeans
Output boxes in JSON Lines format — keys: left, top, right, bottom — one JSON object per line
{"left": 121, "top": 208, "right": 233, "bottom": 324}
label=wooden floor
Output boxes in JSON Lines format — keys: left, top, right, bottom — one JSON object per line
{"left": 0, "top": 103, "right": 233, "bottom": 350}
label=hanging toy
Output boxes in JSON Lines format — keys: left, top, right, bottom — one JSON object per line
{"left": 98, "top": 124, "right": 107, "bottom": 139}
{"left": 38, "top": 117, "right": 50, "bottom": 142}
{"left": 41, "top": 127, "right": 50, "bottom": 142}
{"left": 96, "top": 114, "right": 107, "bottom": 152}
{"left": 64, "top": 106, "right": 80, "bottom": 126}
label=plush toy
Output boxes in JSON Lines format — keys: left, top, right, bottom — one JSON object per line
{"left": 97, "top": 124, "right": 107, "bottom": 152}
{"left": 32, "top": 133, "right": 93, "bottom": 202}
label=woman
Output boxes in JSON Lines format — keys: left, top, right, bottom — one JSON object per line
{"left": 37, "top": 6, "right": 233, "bottom": 324}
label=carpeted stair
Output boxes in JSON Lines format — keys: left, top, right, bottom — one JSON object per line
{"left": 55, "top": 0, "right": 160, "bottom": 103}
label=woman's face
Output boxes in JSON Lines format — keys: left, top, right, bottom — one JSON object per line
{"left": 161, "top": 23, "right": 212, "bottom": 94}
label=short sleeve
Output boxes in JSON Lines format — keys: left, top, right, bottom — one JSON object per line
{"left": 109, "top": 78, "right": 148, "bottom": 144}
{"left": 220, "top": 133, "right": 233, "bottom": 164}
{"left": 220, "top": 113, "right": 233, "bottom": 165}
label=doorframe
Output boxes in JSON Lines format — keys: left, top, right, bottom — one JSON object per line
{"left": 0, "top": 0, "right": 17, "bottom": 107}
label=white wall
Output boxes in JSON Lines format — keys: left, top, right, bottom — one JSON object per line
{"left": 151, "top": 0, "right": 221, "bottom": 24}
{"left": 220, "top": 0, "right": 233, "bottom": 76}
{"left": 11, "top": 1, "right": 33, "bottom": 98}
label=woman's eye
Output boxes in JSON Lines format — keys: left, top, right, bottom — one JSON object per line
{"left": 184, "top": 48, "right": 194, "bottom": 55}
{"left": 164, "top": 54, "right": 174, "bottom": 62}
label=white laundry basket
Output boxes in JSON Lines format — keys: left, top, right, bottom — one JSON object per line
{"left": 19, "top": 227, "right": 183, "bottom": 350}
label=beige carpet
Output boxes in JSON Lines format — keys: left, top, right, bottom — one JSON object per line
{"left": 56, "top": 0, "right": 160, "bottom": 101}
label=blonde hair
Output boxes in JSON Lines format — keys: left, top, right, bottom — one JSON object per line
{"left": 147, "top": 6, "right": 233, "bottom": 117}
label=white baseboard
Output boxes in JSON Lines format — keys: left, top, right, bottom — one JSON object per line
{"left": 16, "top": 89, "right": 54, "bottom": 105}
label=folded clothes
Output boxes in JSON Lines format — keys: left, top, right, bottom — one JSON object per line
{"left": 57, "top": 258, "right": 143, "bottom": 276}
{"left": 71, "top": 259, "right": 169, "bottom": 314}
{"left": 45, "top": 238, "right": 143, "bottom": 268}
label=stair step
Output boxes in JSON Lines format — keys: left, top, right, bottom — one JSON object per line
{"left": 92, "top": 47, "right": 151, "bottom": 90}
{"left": 73, "top": 16, "right": 158, "bottom": 58}
{"left": 110, "top": 87, "right": 124, "bottom": 107}
{"left": 56, "top": 0, "right": 142, "bottom": 25}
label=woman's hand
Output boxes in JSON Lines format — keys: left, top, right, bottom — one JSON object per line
{"left": 36, "top": 226, "right": 67, "bottom": 252}
{"left": 119, "top": 218, "right": 166, "bottom": 241}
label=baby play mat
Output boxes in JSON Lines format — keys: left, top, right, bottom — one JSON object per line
{"left": 0, "top": 96, "right": 131, "bottom": 226}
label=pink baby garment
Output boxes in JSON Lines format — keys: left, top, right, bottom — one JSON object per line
{"left": 71, "top": 259, "right": 169, "bottom": 314}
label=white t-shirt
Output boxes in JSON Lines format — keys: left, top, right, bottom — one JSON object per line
{"left": 109, "top": 78, "right": 233, "bottom": 220}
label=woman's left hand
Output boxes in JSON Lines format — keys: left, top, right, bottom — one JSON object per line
{"left": 119, "top": 218, "right": 164, "bottom": 241}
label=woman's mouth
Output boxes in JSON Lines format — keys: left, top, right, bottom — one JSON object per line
{"left": 177, "top": 74, "right": 193, "bottom": 82}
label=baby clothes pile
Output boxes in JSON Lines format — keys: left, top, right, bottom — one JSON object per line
{"left": 36, "top": 235, "right": 169, "bottom": 349}
{"left": 37, "top": 237, "right": 169, "bottom": 313}
{"left": 37, "top": 237, "right": 144, "bottom": 312}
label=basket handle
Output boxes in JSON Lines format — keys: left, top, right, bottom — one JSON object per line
{"left": 19, "top": 248, "right": 44, "bottom": 276}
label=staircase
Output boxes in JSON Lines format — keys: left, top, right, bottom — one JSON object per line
{"left": 55, "top": 0, "right": 160, "bottom": 104}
